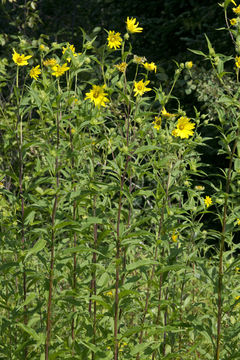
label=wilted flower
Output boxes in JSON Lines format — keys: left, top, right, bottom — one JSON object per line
{"left": 29, "top": 65, "right": 41, "bottom": 80}
{"left": 115, "top": 62, "right": 127, "bottom": 73}
{"left": 133, "top": 79, "right": 151, "bottom": 96}
{"left": 171, "top": 116, "right": 195, "bottom": 139}
{"left": 126, "top": 17, "right": 143, "bottom": 33}
{"left": 195, "top": 185, "right": 205, "bottom": 191}
{"left": 43, "top": 58, "right": 57, "bottom": 67}
{"left": 133, "top": 55, "right": 147, "bottom": 64}
{"left": 107, "top": 31, "right": 122, "bottom": 50}
{"left": 85, "top": 84, "right": 109, "bottom": 108}
{"left": 12, "top": 49, "right": 32, "bottom": 66}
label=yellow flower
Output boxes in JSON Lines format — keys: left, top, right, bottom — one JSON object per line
{"left": 236, "top": 267, "right": 240, "bottom": 273}
{"left": 29, "top": 65, "right": 41, "bottom": 80}
{"left": 107, "top": 31, "right": 122, "bottom": 50}
{"left": 133, "top": 79, "right": 151, "bottom": 96}
{"left": 204, "top": 196, "right": 212, "bottom": 208}
{"left": 62, "top": 43, "right": 77, "bottom": 62}
{"left": 235, "top": 56, "right": 240, "bottom": 68}
{"left": 171, "top": 116, "right": 195, "bottom": 139}
{"left": 185, "top": 61, "right": 193, "bottom": 69}
{"left": 39, "top": 44, "right": 46, "bottom": 51}
{"left": 51, "top": 63, "right": 70, "bottom": 77}
{"left": 233, "top": 5, "right": 240, "bottom": 14}
{"left": 126, "top": 17, "right": 143, "bottom": 33}
{"left": 62, "top": 43, "right": 76, "bottom": 55}
{"left": 105, "top": 290, "right": 113, "bottom": 297}
{"left": 235, "top": 295, "right": 240, "bottom": 308}
{"left": 237, "top": 218, "right": 240, "bottom": 225}
{"left": 161, "top": 107, "right": 175, "bottom": 118}
{"left": 133, "top": 55, "right": 146, "bottom": 64}
{"left": 152, "top": 116, "right": 161, "bottom": 130}
{"left": 230, "top": 18, "right": 237, "bottom": 25}
{"left": 115, "top": 62, "right": 127, "bottom": 73}
{"left": 12, "top": 49, "right": 32, "bottom": 66}
{"left": 172, "top": 231, "right": 178, "bottom": 242}
{"left": 85, "top": 84, "right": 109, "bottom": 108}
{"left": 43, "top": 58, "right": 57, "bottom": 67}
{"left": 144, "top": 61, "right": 157, "bottom": 72}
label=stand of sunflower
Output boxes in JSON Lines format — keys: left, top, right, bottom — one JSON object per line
{"left": 1, "top": 9, "right": 240, "bottom": 360}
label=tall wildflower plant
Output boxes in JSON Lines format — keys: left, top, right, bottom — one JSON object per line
{"left": 0, "top": 10, "right": 240, "bottom": 360}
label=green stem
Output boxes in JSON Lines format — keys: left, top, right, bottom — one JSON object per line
{"left": 45, "top": 109, "right": 60, "bottom": 360}
{"left": 215, "top": 130, "right": 238, "bottom": 360}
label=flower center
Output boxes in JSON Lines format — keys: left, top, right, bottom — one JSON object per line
{"left": 93, "top": 90, "right": 100, "bottom": 98}
{"left": 179, "top": 124, "right": 184, "bottom": 130}
{"left": 17, "top": 56, "right": 23, "bottom": 63}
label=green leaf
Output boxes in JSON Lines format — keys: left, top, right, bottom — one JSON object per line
{"left": 134, "top": 145, "right": 160, "bottom": 154}
{"left": 17, "top": 323, "right": 40, "bottom": 341}
{"left": 188, "top": 48, "right": 206, "bottom": 57}
{"left": 16, "top": 293, "right": 36, "bottom": 311}
{"left": 25, "top": 239, "right": 46, "bottom": 260}
{"left": 126, "top": 260, "right": 158, "bottom": 272}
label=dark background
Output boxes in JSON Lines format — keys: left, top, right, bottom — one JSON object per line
{"left": 0, "top": 0, "right": 232, "bottom": 67}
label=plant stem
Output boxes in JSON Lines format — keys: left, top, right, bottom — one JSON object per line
{"left": 215, "top": 131, "right": 238, "bottom": 360}
{"left": 45, "top": 109, "right": 60, "bottom": 360}
{"left": 114, "top": 156, "right": 130, "bottom": 360}
{"left": 138, "top": 163, "right": 172, "bottom": 360}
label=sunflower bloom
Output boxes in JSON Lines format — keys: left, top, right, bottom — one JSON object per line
{"left": 126, "top": 17, "right": 143, "bottom": 33}
{"left": 85, "top": 84, "right": 109, "bottom": 108}
{"left": 62, "top": 43, "right": 77, "bottom": 62}
{"left": 172, "top": 231, "right": 178, "bottom": 242}
{"left": 161, "top": 107, "right": 175, "bottom": 118}
{"left": 204, "top": 196, "right": 212, "bottom": 208}
{"left": 171, "top": 116, "right": 195, "bottom": 139}
{"left": 29, "top": 65, "right": 41, "bottom": 80}
{"left": 43, "top": 58, "right": 57, "bottom": 67}
{"left": 233, "top": 5, "right": 240, "bottom": 14}
{"left": 235, "top": 56, "right": 240, "bottom": 68}
{"left": 185, "top": 61, "right": 193, "bottom": 69}
{"left": 51, "top": 63, "right": 70, "bottom": 77}
{"left": 12, "top": 49, "right": 32, "bottom": 66}
{"left": 115, "top": 62, "right": 127, "bottom": 73}
{"left": 230, "top": 18, "right": 237, "bottom": 25}
{"left": 152, "top": 116, "right": 161, "bottom": 130}
{"left": 144, "top": 62, "right": 157, "bottom": 72}
{"left": 62, "top": 43, "right": 77, "bottom": 55}
{"left": 107, "top": 31, "right": 122, "bottom": 50}
{"left": 133, "top": 79, "right": 151, "bottom": 96}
